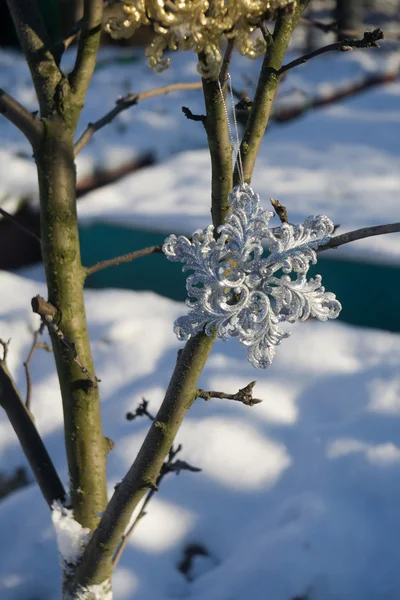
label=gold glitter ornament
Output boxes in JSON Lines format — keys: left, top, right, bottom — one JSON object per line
{"left": 105, "top": 0, "right": 297, "bottom": 78}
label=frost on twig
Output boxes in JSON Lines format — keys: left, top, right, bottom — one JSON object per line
{"left": 163, "top": 184, "right": 341, "bottom": 368}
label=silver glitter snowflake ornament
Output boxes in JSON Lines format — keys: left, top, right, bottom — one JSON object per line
{"left": 163, "top": 184, "right": 341, "bottom": 368}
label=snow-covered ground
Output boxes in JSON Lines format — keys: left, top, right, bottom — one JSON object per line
{"left": 1, "top": 272, "right": 400, "bottom": 599}
{"left": 1, "top": 45, "right": 400, "bottom": 264}
{"left": 1, "top": 34, "right": 400, "bottom": 600}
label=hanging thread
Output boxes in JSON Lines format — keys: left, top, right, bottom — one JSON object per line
{"left": 217, "top": 73, "right": 245, "bottom": 186}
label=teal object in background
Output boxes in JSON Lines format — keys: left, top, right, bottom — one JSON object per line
{"left": 81, "top": 224, "right": 400, "bottom": 333}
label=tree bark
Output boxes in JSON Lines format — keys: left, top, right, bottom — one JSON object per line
{"left": 35, "top": 117, "right": 108, "bottom": 530}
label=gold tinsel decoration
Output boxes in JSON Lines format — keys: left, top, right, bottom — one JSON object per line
{"left": 105, "top": 1, "right": 297, "bottom": 79}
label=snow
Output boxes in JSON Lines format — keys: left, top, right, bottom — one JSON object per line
{"left": 1, "top": 32, "right": 400, "bottom": 600}
{"left": 51, "top": 501, "right": 91, "bottom": 567}
{"left": 1, "top": 271, "right": 400, "bottom": 599}
{"left": 1, "top": 46, "right": 400, "bottom": 263}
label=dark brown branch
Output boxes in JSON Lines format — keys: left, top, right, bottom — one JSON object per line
{"left": 0, "top": 89, "right": 43, "bottom": 146}
{"left": 0, "top": 339, "right": 66, "bottom": 506}
{"left": 0, "top": 206, "right": 41, "bottom": 243}
{"left": 86, "top": 244, "right": 163, "bottom": 277}
{"left": 300, "top": 16, "right": 400, "bottom": 41}
{"left": 75, "top": 82, "right": 202, "bottom": 155}
{"left": 197, "top": 381, "right": 263, "bottom": 407}
{"left": 23, "top": 323, "right": 51, "bottom": 413}
{"left": 319, "top": 222, "right": 400, "bottom": 252}
{"left": 279, "top": 28, "right": 384, "bottom": 76}
{"left": 272, "top": 69, "right": 400, "bottom": 124}
{"left": 182, "top": 106, "right": 206, "bottom": 122}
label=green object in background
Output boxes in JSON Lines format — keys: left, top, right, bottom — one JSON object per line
{"left": 81, "top": 223, "right": 400, "bottom": 333}
{"left": 38, "top": 0, "right": 62, "bottom": 44}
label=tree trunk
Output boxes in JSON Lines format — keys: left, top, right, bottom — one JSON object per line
{"left": 35, "top": 117, "right": 108, "bottom": 531}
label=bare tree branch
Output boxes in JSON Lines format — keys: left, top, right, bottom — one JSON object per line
{"left": 197, "top": 381, "right": 263, "bottom": 406}
{"left": 0, "top": 339, "right": 66, "bottom": 506}
{"left": 69, "top": 0, "right": 104, "bottom": 103}
{"left": 74, "top": 82, "right": 202, "bottom": 155}
{"left": 0, "top": 89, "right": 43, "bottom": 146}
{"left": 319, "top": 222, "right": 400, "bottom": 252}
{"left": 279, "top": 28, "right": 384, "bottom": 76}
{"left": 300, "top": 16, "right": 400, "bottom": 41}
{"left": 86, "top": 244, "right": 163, "bottom": 277}
{"left": 272, "top": 68, "right": 400, "bottom": 124}
{"left": 236, "top": 1, "right": 307, "bottom": 184}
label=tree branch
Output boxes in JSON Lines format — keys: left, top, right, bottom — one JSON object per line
{"left": 85, "top": 244, "right": 163, "bottom": 277}
{"left": 319, "top": 222, "right": 400, "bottom": 252}
{"left": 236, "top": 1, "right": 308, "bottom": 185}
{"left": 6, "top": 0, "right": 62, "bottom": 116}
{"left": 278, "top": 28, "right": 383, "bottom": 76}
{"left": 69, "top": 0, "right": 103, "bottom": 104}
{"left": 197, "top": 381, "right": 263, "bottom": 406}
{"left": 73, "top": 40, "right": 235, "bottom": 590}
{"left": 74, "top": 82, "right": 202, "bottom": 156}
{"left": 300, "top": 16, "right": 400, "bottom": 42}
{"left": 0, "top": 89, "right": 43, "bottom": 146}
{"left": 271, "top": 68, "right": 400, "bottom": 124}
{"left": 0, "top": 339, "right": 66, "bottom": 506}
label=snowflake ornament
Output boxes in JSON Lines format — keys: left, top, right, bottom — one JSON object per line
{"left": 163, "top": 184, "right": 341, "bottom": 368}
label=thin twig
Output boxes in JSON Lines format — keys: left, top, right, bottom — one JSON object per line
{"left": 0, "top": 89, "right": 43, "bottom": 146}
{"left": 23, "top": 323, "right": 51, "bottom": 413}
{"left": 0, "top": 206, "right": 41, "bottom": 243}
{"left": 318, "top": 222, "right": 400, "bottom": 252}
{"left": 181, "top": 106, "right": 206, "bottom": 122}
{"left": 74, "top": 82, "right": 202, "bottom": 155}
{"left": 271, "top": 68, "right": 400, "bottom": 124}
{"left": 300, "top": 16, "right": 400, "bottom": 42}
{"left": 31, "top": 295, "right": 100, "bottom": 386}
{"left": 86, "top": 244, "right": 163, "bottom": 277}
{"left": 197, "top": 381, "right": 263, "bottom": 407}
{"left": 279, "top": 29, "right": 384, "bottom": 76}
